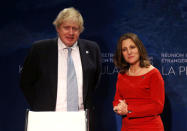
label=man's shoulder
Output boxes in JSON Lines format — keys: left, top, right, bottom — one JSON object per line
{"left": 78, "top": 38, "right": 95, "bottom": 43}
{"left": 78, "top": 38, "right": 99, "bottom": 48}
{"left": 32, "top": 38, "right": 57, "bottom": 48}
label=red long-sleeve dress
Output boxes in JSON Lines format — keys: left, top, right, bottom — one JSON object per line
{"left": 113, "top": 68, "right": 165, "bottom": 131}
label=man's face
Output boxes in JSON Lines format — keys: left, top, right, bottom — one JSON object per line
{"left": 57, "top": 20, "right": 81, "bottom": 47}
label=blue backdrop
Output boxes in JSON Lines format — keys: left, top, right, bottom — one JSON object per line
{"left": 1, "top": 0, "right": 187, "bottom": 131}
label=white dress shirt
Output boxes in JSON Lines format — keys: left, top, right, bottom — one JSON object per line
{"left": 56, "top": 38, "right": 83, "bottom": 111}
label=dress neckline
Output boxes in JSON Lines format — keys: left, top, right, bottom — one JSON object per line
{"left": 124, "top": 68, "right": 156, "bottom": 78}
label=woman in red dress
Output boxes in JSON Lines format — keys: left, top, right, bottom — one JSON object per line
{"left": 113, "top": 33, "right": 165, "bottom": 131}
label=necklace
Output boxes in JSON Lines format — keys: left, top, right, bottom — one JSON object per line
{"left": 128, "top": 67, "right": 142, "bottom": 76}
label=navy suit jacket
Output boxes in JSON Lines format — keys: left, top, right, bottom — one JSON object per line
{"left": 20, "top": 38, "right": 101, "bottom": 111}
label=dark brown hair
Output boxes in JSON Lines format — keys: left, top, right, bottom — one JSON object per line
{"left": 113, "top": 33, "right": 150, "bottom": 74}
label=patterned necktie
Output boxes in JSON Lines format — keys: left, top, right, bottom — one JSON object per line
{"left": 67, "top": 47, "right": 78, "bottom": 111}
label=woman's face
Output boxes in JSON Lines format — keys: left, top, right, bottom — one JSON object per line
{"left": 121, "top": 38, "right": 140, "bottom": 65}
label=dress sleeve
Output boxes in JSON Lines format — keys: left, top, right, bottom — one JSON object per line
{"left": 113, "top": 73, "right": 123, "bottom": 107}
{"left": 127, "top": 70, "right": 165, "bottom": 118}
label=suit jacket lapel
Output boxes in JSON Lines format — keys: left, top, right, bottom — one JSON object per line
{"left": 78, "top": 39, "right": 88, "bottom": 103}
{"left": 48, "top": 38, "right": 58, "bottom": 102}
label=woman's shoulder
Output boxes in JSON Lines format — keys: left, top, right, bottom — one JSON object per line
{"left": 140, "top": 65, "right": 158, "bottom": 76}
{"left": 145, "top": 65, "right": 162, "bottom": 76}
{"left": 145, "top": 65, "right": 154, "bottom": 73}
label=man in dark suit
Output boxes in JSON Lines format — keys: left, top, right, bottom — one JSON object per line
{"left": 20, "top": 7, "right": 101, "bottom": 131}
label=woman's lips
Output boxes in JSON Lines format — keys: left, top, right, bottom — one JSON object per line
{"left": 128, "top": 56, "right": 134, "bottom": 59}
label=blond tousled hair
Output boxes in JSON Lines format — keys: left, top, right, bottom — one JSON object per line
{"left": 53, "top": 7, "right": 84, "bottom": 33}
